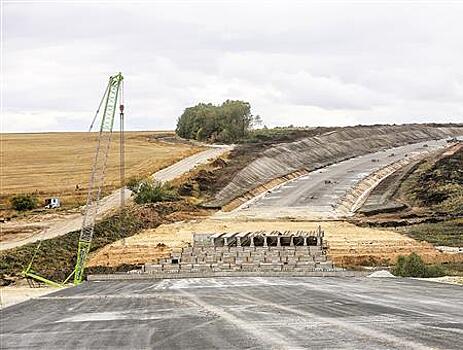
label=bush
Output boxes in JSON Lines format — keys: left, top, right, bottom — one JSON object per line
{"left": 392, "top": 253, "right": 445, "bottom": 278}
{"left": 132, "top": 179, "right": 177, "bottom": 204}
{"left": 10, "top": 194, "right": 38, "bottom": 211}
{"left": 126, "top": 176, "right": 143, "bottom": 192}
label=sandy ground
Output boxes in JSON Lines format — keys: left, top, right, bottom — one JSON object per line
{"left": 417, "top": 276, "right": 463, "bottom": 285}
{"left": 0, "top": 286, "right": 60, "bottom": 309}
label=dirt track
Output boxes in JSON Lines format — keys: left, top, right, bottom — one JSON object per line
{"left": 1, "top": 146, "right": 232, "bottom": 251}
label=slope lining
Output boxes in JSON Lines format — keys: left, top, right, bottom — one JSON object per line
{"left": 208, "top": 124, "right": 463, "bottom": 208}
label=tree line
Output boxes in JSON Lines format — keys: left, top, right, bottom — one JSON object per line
{"left": 175, "top": 100, "right": 261, "bottom": 143}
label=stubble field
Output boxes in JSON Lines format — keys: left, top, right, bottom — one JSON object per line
{"left": 1, "top": 131, "right": 202, "bottom": 208}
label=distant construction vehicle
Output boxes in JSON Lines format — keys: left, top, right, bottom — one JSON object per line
{"left": 44, "top": 197, "right": 60, "bottom": 209}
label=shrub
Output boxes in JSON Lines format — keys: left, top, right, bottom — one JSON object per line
{"left": 392, "top": 253, "right": 445, "bottom": 278}
{"left": 126, "top": 176, "right": 143, "bottom": 192}
{"left": 132, "top": 179, "right": 177, "bottom": 204}
{"left": 10, "top": 194, "right": 38, "bottom": 211}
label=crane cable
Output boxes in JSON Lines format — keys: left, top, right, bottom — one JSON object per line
{"left": 88, "top": 82, "right": 110, "bottom": 132}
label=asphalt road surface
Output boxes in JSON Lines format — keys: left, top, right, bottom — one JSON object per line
{"left": 1, "top": 277, "right": 462, "bottom": 349}
{"left": 235, "top": 139, "right": 450, "bottom": 219}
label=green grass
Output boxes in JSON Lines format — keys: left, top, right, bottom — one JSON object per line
{"left": 440, "top": 262, "right": 463, "bottom": 276}
{"left": 238, "top": 126, "right": 336, "bottom": 144}
{"left": 132, "top": 180, "right": 178, "bottom": 204}
{"left": 398, "top": 218, "right": 463, "bottom": 247}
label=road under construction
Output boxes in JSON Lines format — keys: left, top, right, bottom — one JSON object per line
{"left": 2, "top": 74, "right": 463, "bottom": 349}
{"left": 2, "top": 277, "right": 463, "bottom": 349}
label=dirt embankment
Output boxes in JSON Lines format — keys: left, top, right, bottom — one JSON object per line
{"left": 348, "top": 143, "right": 463, "bottom": 251}
{"left": 208, "top": 124, "right": 463, "bottom": 209}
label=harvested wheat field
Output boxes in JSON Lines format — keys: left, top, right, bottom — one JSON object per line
{"left": 87, "top": 218, "right": 463, "bottom": 268}
{"left": 1, "top": 132, "right": 202, "bottom": 207}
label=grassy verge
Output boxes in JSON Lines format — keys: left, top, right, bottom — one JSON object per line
{"left": 440, "top": 262, "right": 463, "bottom": 276}
{"left": 397, "top": 218, "right": 463, "bottom": 247}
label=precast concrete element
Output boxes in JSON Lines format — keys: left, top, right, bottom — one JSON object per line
{"left": 200, "top": 228, "right": 323, "bottom": 248}
{"left": 143, "top": 229, "right": 333, "bottom": 276}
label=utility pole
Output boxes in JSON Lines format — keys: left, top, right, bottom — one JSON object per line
{"left": 119, "top": 84, "right": 125, "bottom": 214}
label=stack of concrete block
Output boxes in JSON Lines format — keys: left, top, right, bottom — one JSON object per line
{"left": 145, "top": 245, "right": 333, "bottom": 275}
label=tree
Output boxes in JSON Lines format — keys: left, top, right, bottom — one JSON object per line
{"left": 176, "top": 100, "right": 261, "bottom": 143}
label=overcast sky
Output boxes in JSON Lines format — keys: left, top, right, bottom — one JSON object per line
{"left": 3, "top": 1, "right": 463, "bottom": 132}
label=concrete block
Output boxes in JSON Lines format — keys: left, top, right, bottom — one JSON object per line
{"left": 238, "top": 251, "right": 251, "bottom": 258}
{"left": 296, "top": 262, "right": 316, "bottom": 269}
{"left": 221, "top": 257, "right": 236, "bottom": 264}
{"left": 318, "top": 262, "right": 333, "bottom": 269}
{"left": 282, "top": 264, "right": 296, "bottom": 271}
{"left": 241, "top": 263, "right": 257, "bottom": 271}
{"left": 144, "top": 264, "right": 162, "bottom": 272}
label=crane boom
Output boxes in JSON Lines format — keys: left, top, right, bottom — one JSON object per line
{"left": 73, "top": 73, "right": 124, "bottom": 284}
{"left": 23, "top": 73, "right": 125, "bottom": 287}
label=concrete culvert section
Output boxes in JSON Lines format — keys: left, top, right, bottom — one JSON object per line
{"left": 135, "top": 229, "right": 334, "bottom": 278}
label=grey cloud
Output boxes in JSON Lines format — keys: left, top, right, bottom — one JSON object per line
{"left": 4, "top": 1, "right": 463, "bottom": 132}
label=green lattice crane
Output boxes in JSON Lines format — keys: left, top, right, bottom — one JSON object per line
{"left": 74, "top": 72, "right": 124, "bottom": 284}
{"left": 23, "top": 73, "right": 125, "bottom": 286}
